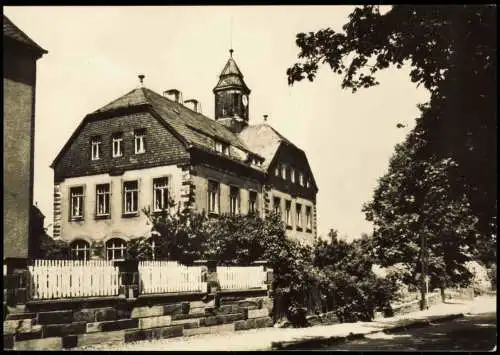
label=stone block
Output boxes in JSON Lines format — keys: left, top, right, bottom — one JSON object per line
{"left": 14, "top": 336, "right": 62, "bottom": 350}
{"left": 4, "top": 319, "right": 21, "bottom": 334}
{"left": 184, "top": 323, "right": 234, "bottom": 336}
{"left": 6, "top": 312, "right": 36, "bottom": 321}
{"left": 116, "top": 308, "right": 132, "bottom": 319}
{"left": 190, "top": 299, "right": 215, "bottom": 309}
{"left": 95, "top": 308, "right": 117, "bottom": 322}
{"left": 163, "top": 302, "right": 189, "bottom": 315}
{"left": 248, "top": 308, "right": 269, "bottom": 319}
{"left": 86, "top": 318, "right": 138, "bottom": 333}
{"left": 254, "top": 317, "right": 273, "bottom": 329}
{"left": 4, "top": 334, "right": 14, "bottom": 349}
{"left": 218, "top": 304, "right": 245, "bottom": 314}
{"left": 200, "top": 316, "right": 218, "bottom": 326}
{"left": 171, "top": 312, "right": 206, "bottom": 321}
{"left": 77, "top": 330, "right": 125, "bottom": 347}
{"left": 124, "top": 329, "right": 147, "bottom": 343}
{"left": 160, "top": 325, "right": 184, "bottom": 339}
{"left": 42, "top": 321, "right": 87, "bottom": 338}
{"left": 73, "top": 309, "right": 97, "bottom": 323}
{"left": 131, "top": 305, "right": 164, "bottom": 318}
{"left": 62, "top": 334, "right": 78, "bottom": 349}
{"left": 15, "top": 326, "right": 43, "bottom": 341}
{"left": 216, "top": 313, "right": 245, "bottom": 324}
{"left": 234, "top": 318, "right": 257, "bottom": 331}
{"left": 204, "top": 307, "right": 216, "bottom": 315}
{"left": 138, "top": 315, "right": 172, "bottom": 329}
{"left": 37, "top": 310, "right": 74, "bottom": 325}
{"left": 171, "top": 318, "right": 200, "bottom": 329}
{"left": 237, "top": 300, "right": 260, "bottom": 309}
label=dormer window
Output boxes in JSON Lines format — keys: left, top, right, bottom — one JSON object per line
{"left": 214, "top": 140, "right": 229, "bottom": 155}
{"left": 91, "top": 136, "right": 102, "bottom": 161}
{"left": 291, "top": 168, "right": 296, "bottom": 183}
{"left": 134, "top": 129, "right": 146, "bottom": 154}
{"left": 281, "top": 164, "right": 287, "bottom": 180}
{"left": 306, "top": 179, "right": 311, "bottom": 188}
{"left": 299, "top": 173, "right": 304, "bottom": 186}
{"left": 275, "top": 166, "right": 279, "bottom": 177}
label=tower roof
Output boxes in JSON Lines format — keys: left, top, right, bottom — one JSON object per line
{"left": 3, "top": 15, "right": 47, "bottom": 56}
{"left": 213, "top": 49, "right": 250, "bottom": 93}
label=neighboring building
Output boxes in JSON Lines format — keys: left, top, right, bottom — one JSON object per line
{"left": 3, "top": 15, "right": 47, "bottom": 259}
{"left": 51, "top": 49, "right": 318, "bottom": 260}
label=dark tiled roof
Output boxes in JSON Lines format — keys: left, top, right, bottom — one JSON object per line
{"left": 213, "top": 56, "right": 250, "bottom": 93}
{"left": 3, "top": 15, "right": 47, "bottom": 54}
{"left": 91, "top": 87, "right": 258, "bottom": 160}
{"left": 239, "top": 124, "right": 298, "bottom": 169}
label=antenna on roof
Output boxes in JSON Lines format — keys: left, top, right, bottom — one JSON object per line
{"left": 138, "top": 74, "right": 145, "bottom": 87}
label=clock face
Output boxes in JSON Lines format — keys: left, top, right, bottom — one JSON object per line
{"left": 242, "top": 95, "right": 248, "bottom": 106}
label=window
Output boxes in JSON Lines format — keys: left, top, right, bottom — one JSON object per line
{"left": 306, "top": 179, "right": 311, "bottom": 188}
{"left": 306, "top": 206, "right": 312, "bottom": 231}
{"left": 134, "top": 129, "right": 146, "bottom": 154}
{"left": 273, "top": 197, "right": 281, "bottom": 215}
{"left": 153, "top": 177, "right": 169, "bottom": 212}
{"left": 112, "top": 133, "right": 123, "bottom": 158}
{"left": 70, "top": 186, "right": 84, "bottom": 220}
{"left": 249, "top": 191, "right": 258, "bottom": 214}
{"left": 291, "top": 168, "right": 296, "bottom": 183}
{"left": 208, "top": 180, "right": 219, "bottom": 214}
{"left": 299, "top": 173, "right": 304, "bottom": 186}
{"left": 214, "top": 140, "right": 229, "bottom": 155}
{"left": 275, "top": 166, "right": 279, "bottom": 177}
{"left": 123, "top": 180, "right": 139, "bottom": 215}
{"left": 296, "top": 203, "right": 302, "bottom": 229}
{"left": 91, "top": 136, "right": 102, "bottom": 160}
{"left": 229, "top": 186, "right": 240, "bottom": 215}
{"left": 281, "top": 164, "right": 287, "bottom": 180}
{"left": 106, "top": 238, "right": 127, "bottom": 261}
{"left": 71, "top": 239, "right": 90, "bottom": 261}
{"left": 96, "top": 184, "right": 110, "bottom": 217}
{"left": 285, "top": 200, "right": 292, "bottom": 226}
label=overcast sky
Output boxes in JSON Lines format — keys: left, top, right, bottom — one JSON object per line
{"left": 5, "top": 6, "right": 429, "bottom": 241}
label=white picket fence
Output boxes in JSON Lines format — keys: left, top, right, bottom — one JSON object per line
{"left": 138, "top": 260, "right": 207, "bottom": 294}
{"left": 28, "top": 260, "right": 120, "bottom": 300}
{"left": 217, "top": 265, "right": 267, "bottom": 290}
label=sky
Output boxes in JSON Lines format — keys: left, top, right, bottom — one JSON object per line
{"left": 5, "top": 6, "right": 429, "bottom": 241}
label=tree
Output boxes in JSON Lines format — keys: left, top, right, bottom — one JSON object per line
{"left": 363, "top": 128, "right": 478, "bottom": 307}
{"left": 286, "top": 5, "right": 497, "bottom": 262}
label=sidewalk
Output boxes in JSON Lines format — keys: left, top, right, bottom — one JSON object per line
{"left": 79, "top": 295, "right": 496, "bottom": 351}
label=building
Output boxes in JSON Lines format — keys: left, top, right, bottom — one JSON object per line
{"left": 3, "top": 15, "right": 47, "bottom": 260}
{"left": 51, "top": 49, "right": 318, "bottom": 261}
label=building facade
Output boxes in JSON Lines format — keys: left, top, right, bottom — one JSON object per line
{"left": 3, "top": 15, "right": 47, "bottom": 259}
{"left": 51, "top": 50, "right": 318, "bottom": 260}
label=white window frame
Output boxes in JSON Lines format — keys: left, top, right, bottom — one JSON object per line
{"left": 208, "top": 180, "right": 219, "bottom": 214}
{"left": 123, "top": 180, "right": 139, "bottom": 215}
{"left": 273, "top": 197, "right": 281, "bottom": 215}
{"left": 249, "top": 190, "right": 258, "bottom": 213}
{"left": 296, "top": 203, "right": 302, "bottom": 229}
{"left": 112, "top": 133, "right": 123, "bottom": 158}
{"left": 96, "top": 183, "right": 110, "bottom": 217}
{"left": 70, "top": 186, "right": 84, "bottom": 220}
{"left": 299, "top": 173, "right": 304, "bottom": 186}
{"left": 306, "top": 179, "right": 311, "bottom": 188}
{"left": 281, "top": 164, "right": 287, "bottom": 180}
{"left": 91, "top": 137, "right": 101, "bottom": 161}
{"left": 153, "top": 177, "right": 169, "bottom": 212}
{"left": 275, "top": 166, "right": 279, "bottom": 177}
{"left": 285, "top": 200, "right": 292, "bottom": 226}
{"left": 106, "top": 238, "right": 127, "bottom": 261}
{"left": 71, "top": 240, "right": 90, "bottom": 261}
{"left": 291, "top": 168, "right": 296, "bottom": 183}
{"left": 134, "top": 130, "right": 146, "bottom": 154}
{"left": 229, "top": 186, "right": 240, "bottom": 215}
{"left": 306, "top": 206, "right": 312, "bottom": 231}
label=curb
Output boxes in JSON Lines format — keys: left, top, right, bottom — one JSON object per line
{"left": 270, "top": 313, "right": 465, "bottom": 350}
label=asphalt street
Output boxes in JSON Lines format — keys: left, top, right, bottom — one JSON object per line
{"left": 324, "top": 311, "right": 497, "bottom": 351}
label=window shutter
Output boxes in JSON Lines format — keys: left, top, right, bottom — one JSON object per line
{"left": 82, "top": 184, "right": 87, "bottom": 220}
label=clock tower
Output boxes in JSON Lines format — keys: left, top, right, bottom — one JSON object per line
{"left": 213, "top": 49, "right": 251, "bottom": 133}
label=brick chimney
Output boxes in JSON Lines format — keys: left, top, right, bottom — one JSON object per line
{"left": 163, "top": 89, "right": 183, "bottom": 104}
{"left": 184, "top": 99, "right": 201, "bottom": 113}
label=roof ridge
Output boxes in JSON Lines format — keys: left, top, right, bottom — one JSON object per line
{"left": 92, "top": 87, "right": 148, "bottom": 113}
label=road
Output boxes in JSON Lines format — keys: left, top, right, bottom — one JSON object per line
{"left": 324, "top": 311, "right": 497, "bottom": 351}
